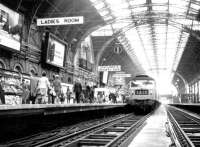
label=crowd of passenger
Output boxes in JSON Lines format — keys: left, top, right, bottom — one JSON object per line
{"left": 0, "top": 71, "right": 125, "bottom": 105}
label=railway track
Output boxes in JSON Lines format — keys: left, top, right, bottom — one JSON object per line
{"left": 49, "top": 114, "right": 149, "bottom": 147}
{"left": 167, "top": 106, "right": 200, "bottom": 147}
{"left": 4, "top": 113, "right": 150, "bottom": 147}
{"left": 3, "top": 114, "right": 127, "bottom": 147}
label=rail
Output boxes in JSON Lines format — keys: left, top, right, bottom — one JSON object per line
{"left": 167, "top": 106, "right": 200, "bottom": 147}
{"left": 40, "top": 114, "right": 150, "bottom": 147}
{"left": 4, "top": 114, "right": 132, "bottom": 147}
{"left": 4, "top": 112, "right": 151, "bottom": 147}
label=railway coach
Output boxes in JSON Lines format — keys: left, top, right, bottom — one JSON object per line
{"left": 126, "top": 75, "right": 159, "bottom": 112}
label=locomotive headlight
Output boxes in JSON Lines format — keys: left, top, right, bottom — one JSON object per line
{"left": 149, "top": 90, "right": 153, "bottom": 95}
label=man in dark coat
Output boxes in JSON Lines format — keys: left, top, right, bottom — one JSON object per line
{"left": 73, "top": 81, "right": 82, "bottom": 103}
{"left": 21, "top": 79, "right": 30, "bottom": 104}
{"left": 109, "top": 93, "right": 116, "bottom": 103}
{"left": 53, "top": 75, "right": 62, "bottom": 102}
{"left": 30, "top": 73, "right": 39, "bottom": 104}
{"left": 89, "top": 87, "right": 94, "bottom": 103}
{"left": 0, "top": 75, "right": 5, "bottom": 104}
{"left": 85, "top": 85, "right": 91, "bottom": 102}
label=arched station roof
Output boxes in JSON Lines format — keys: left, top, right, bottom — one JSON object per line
{"left": 89, "top": 0, "right": 200, "bottom": 82}
{"left": 3, "top": 0, "right": 200, "bottom": 83}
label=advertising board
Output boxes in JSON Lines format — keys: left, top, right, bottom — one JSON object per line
{"left": 0, "top": 4, "right": 23, "bottom": 51}
{"left": 46, "top": 33, "right": 67, "bottom": 67}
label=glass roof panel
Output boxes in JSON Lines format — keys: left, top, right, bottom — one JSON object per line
{"left": 92, "top": 25, "right": 113, "bottom": 36}
{"left": 166, "top": 27, "right": 181, "bottom": 72}
{"left": 190, "top": 3, "right": 200, "bottom": 10}
{"left": 169, "top": 0, "right": 188, "bottom": 7}
{"left": 94, "top": 1, "right": 105, "bottom": 9}
{"left": 103, "top": 15, "right": 114, "bottom": 21}
{"left": 173, "top": 18, "right": 193, "bottom": 26}
{"left": 129, "top": 0, "right": 146, "bottom": 5}
{"left": 106, "top": 0, "right": 130, "bottom": 17}
{"left": 169, "top": 7, "right": 186, "bottom": 14}
{"left": 90, "top": 0, "right": 99, "bottom": 3}
{"left": 153, "top": 6, "right": 168, "bottom": 11}
{"left": 99, "top": 9, "right": 110, "bottom": 16}
{"left": 169, "top": 0, "right": 188, "bottom": 15}
{"left": 112, "top": 22, "right": 130, "bottom": 30}
{"left": 132, "top": 7, "right": 147, "bottom": 13}
{"left": 192, "top": 22, "right": 200, "bottom": 30}
{"left": 152, "top": 0, "right": 168, "bottom": 3}
{"left": 125, "top": 28, "right": 150, "bottom": 70}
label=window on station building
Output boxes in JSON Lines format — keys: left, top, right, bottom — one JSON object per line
{"left": 194, "top": 82, "right": 198, "bottom": 103}
{"left": 68, "top": 77, "right": 72, "bottom": 83}
{"left": 196, "top": 82, "right": 198, "bottom": 94}
{"left": 197, "top": 81, "right": 199, "bottom": 102}
{"left": 80, "top": 36, "right": 94, "bottom": 64}
{"left": 192, "top": 84, "right": 195, "bottom": 102}
{"left": 30, "top": 69, "right": 37, "bottom": 76}
{"left": 198, "top": 81, "right": 200, "bottom": 102}
{"left": 0, "top": 61, "right": 5, "bottom": 69}
{"left": 80, "top": 44, "right": 87, "bottom": 60}
{"left": 191, "top": 84, "right": 194, "bottom": 95}
{"left": 14, "top": 65, "right": 23, "bottom": 73}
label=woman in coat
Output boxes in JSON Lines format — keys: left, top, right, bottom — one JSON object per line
{"left": 35, "top": 72, "right": 50, "bottom": 104}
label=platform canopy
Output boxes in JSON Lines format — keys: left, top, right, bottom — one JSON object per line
{"left": 89, "top": 0, "right": 200, "bottom": 82}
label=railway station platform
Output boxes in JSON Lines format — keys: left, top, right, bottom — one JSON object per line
{"left": 0, "top": 103, "right": 126, "bottom": 116}
{"left": 0, "top": 103, "right": 126, "bottom": 143}
{"left": 128, "top": 104, "right": 172, "bottom": 147}
{"left": 170, "top": 103, "right": 200, "bottom": 114}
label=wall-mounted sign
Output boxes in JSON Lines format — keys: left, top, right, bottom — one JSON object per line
{"left": 98, "top": 65, "right": 121, "bottom": 71}
{"left": 37, "top": 16, "right": 84, "bottom": 26}
{"left": 0, "top": 35, "right": 20, "bottom": 51}
{"left": 113, "top": 73, "right": 131, "bottom": 78}
{"left": 0, "top": 4, "right": 23, "bottom": 51}
{"left": 46, "top": 33, "right": 66, "bottom": 67}
{"left": 114, "top": 77, "right": 125, "bottom": 85}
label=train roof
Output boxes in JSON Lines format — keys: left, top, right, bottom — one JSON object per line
{"left": 131, "top": 75, "right": 155, "bottom": 81}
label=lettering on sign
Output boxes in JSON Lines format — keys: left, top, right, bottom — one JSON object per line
{"left": 98, "top": 65, "right": 121, "bottom": 71}
{"left": 112, "top": 74, "right": 132, "bottom": 78}
{"left": 37, "top": 16, "right": 84, "bottom": 26}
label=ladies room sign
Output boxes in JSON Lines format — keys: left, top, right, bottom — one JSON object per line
{"left": 37, "top": 16, "right": 84, "bottom": 26}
